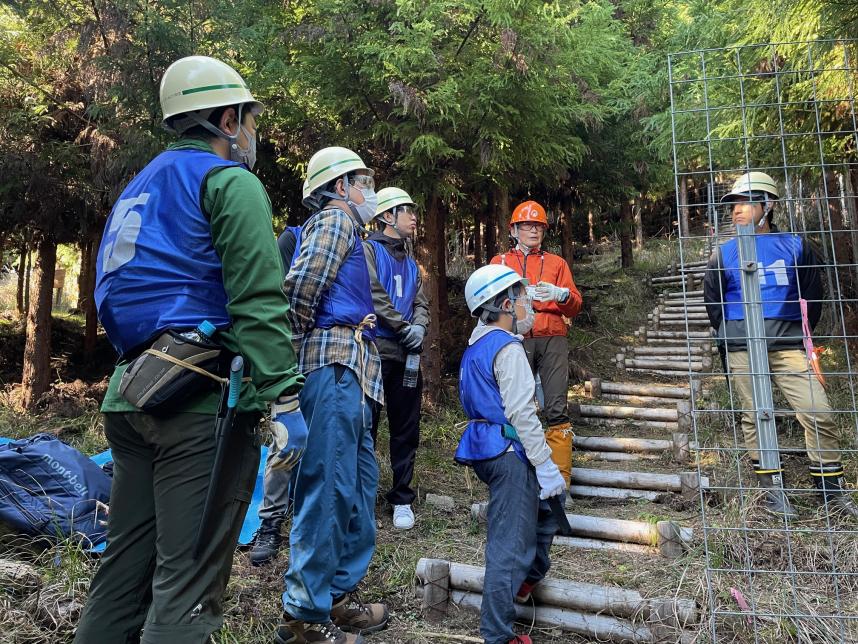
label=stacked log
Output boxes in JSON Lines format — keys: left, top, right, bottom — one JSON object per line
{"left": 415, "top": 559, "right": 700, "bottom": 643}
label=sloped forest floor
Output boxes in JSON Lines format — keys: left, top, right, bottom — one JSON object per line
{"left": 1, "top": 238, "right": 856, "bottom": 643}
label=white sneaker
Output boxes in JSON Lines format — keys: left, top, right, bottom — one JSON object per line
{"left": 392, "top": 504, "right": 415, "bottom": 530}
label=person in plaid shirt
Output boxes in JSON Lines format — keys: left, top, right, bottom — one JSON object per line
{"left": 274, "top": 147, "right": 388, "bottom": 644}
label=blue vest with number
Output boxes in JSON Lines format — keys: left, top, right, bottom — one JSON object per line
{"left": 721, "top": 233, "right": 803, "bottom": 321}
{"left": 456, "top": 329, "right": 527, "bottom": 465}
{"left": 295, "top": 212, "right": 376, "bottom": 341}
{"left": 366, "top": 239, "right": 418, "bottom": 339}
{"left": 95, "top": 149, "right": 240, "bottom": 356}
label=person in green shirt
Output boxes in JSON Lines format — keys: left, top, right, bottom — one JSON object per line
{"left": 74, "top": 56, "right": 305, "bottom": 644}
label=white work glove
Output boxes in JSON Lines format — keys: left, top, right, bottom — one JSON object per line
{"left": 533, "top": 281, "right": 570, "bottom": 303}
{"left": 268, "top": 394, "right": 309, "bottom": 471}
{"left": 534, "top": 458, "right": 566, "bottom": 500}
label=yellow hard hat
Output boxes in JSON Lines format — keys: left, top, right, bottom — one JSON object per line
{"left": 721, "top": 171, "right": 780, "bottom": 203}
{"left": 160, "top": 56, "right": 263, "bottom": 130}
{"left": 302, "top": 147, "right": 372, "bottom": 208}
{"left": 375, "top": 187, "right": 415, "bottom": 219}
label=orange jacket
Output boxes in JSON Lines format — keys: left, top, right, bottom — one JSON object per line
{"left": 490, "top": 248, "right": 582, "bottom": 338}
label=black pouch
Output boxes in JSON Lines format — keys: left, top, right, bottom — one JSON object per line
{"left": 118, "top": 330, "right": 224, "bottom": 414}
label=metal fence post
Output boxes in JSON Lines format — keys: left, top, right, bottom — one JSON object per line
{"left": 735, "top": 223, "right": 781, "bottom": 473}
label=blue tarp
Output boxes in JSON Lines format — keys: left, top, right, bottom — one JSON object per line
{"left": 0, "top": 436, "right": 265, "bottom": 550}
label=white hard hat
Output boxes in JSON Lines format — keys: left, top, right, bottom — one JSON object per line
{"left": 465, "top": 265, "right": 528, "bottom": 316}
{"left": 721, "top": 171, "right": 780, "bottom": 203}
{"left": 302, "top": 146, "right": 373, "bottom": 208}
{"left": 160, "top": 56, "right": 262, "bottom": 131}
{"left": 375, "top": 187, "right": 415, "bottom": 219}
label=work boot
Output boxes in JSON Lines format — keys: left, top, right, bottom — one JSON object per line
{"left": 331, "top": 593, "right": 389, "bottom": 634}
{"left": 755, "top": 471, "right": 798, "bottom": 519}
{"left": 250, "top": 519, "right": 283, "bottom": 566}
{"left": 274, "top": 614, "right": 363, "bottom": 644}
{"left": 814, "top": 474, "right": 858, "bottom": 518}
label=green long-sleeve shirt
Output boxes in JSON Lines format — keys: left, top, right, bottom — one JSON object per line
{"left": 101, "top": 139, "right": 303, "bottom": 414}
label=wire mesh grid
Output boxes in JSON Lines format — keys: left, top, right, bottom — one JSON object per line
{"left": 669, "top": 39, "right": 858, "bottom": 643}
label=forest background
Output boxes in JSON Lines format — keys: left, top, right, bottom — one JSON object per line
{"left": 1, "top": 0, "right": 856, "bottom": 408}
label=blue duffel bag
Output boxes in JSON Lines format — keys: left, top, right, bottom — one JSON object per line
{"left": 0, "top": 433, "right": 111, "bottom": 546}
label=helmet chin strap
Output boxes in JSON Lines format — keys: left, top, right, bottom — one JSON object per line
{"left": 755, "top": 198, "right": 771, "bottom": 229}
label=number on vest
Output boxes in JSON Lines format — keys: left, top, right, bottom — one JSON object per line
{"left": 758, "top": 259, "right": 789, "bottom": 286}
{"left": 102, "top": 193, "right": 150, "bottom": 273}
{"left": 393, "top": 274, "right": 403, "bottom": 298}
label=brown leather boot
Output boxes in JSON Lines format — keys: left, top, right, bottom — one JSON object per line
{"left": 330, "top": 593, "right": 389, "bottom": 634}
{"left": 274, "top": 613, "right": 364, "bottom": 644}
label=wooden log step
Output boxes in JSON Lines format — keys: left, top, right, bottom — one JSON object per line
{"left": 416, "top": 560, "right": 699, "bottom": 625}
{"left": 571, "top": 468, "right": 709, "bottom": 493}
{"left": 570, "top": 402, "right": 678, "bottom": 422}
{"left": 586, "top": 379, "right": 697, "bottom": 399}
{"left": 637, "top": 338, "right": 712, "bottom": 346}
{"left": 628, "top": 346, "right": 709, "bottom": 356}
{"left": 413, "top": 587, "right": 664, "bottom": 644}
{"left": 641, "top": 330, "right": 712, "bottom": 339}
{"left": 650, "top": 273, "right": 705, "bottom": 284}
{"left": 625, "top": 368, "right": 699, "bottom": 378}
{"left": 659, "top": 297, "right": 705, "bottom": 309}
{"left": 553, "top": 535, "right": 655, "bottom": 554}
{"left": 598, "top": 394, "right": 695, "bottom": 407}
{"left": 571, "top": 416, "right": 680, "bottom": 431}
{"left": 650, "top": 318, "right": 711, "bottom": 327}
{"left": 568, "top": 485, "right": 668, "bottom": 502}
{"left": 574, "top": 434, "right": 674, "bottom": 454}
{"left": 650, "top": 312, "right": 709, "bottom": 321}
{"left": 663, "top": 289, "right": 704, "bottom": 298}
{"left": 619, "top": 353, "right": 712, "bottom": 365}
{"left": 658, "top": 305, "right": 707, "bottom": 313}
{"left": 469, "top": 505, "right": 692, "bottom": 555}
{"left": 621, "top": 359, "right": 706, "bottom": 371}
{"left": 580, "top": 450, "right": 660, "bottom": 462}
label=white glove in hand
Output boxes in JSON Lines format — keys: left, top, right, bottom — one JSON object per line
{"left": 534, "top": 458, "right": 566, "bottom": 499}
{"left": 533, "top": 281, "right": 569, "bottom": 303}
{"left": 269, "top": 394, "right": 308, "bottom": 471}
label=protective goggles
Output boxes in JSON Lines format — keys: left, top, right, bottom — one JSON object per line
{"left": 349, "top": 173, "right": 375, "bottom": 191}
{"left": 511, "top": 289, "right": 534, "bottom": 314}
{"left": 393, "top": 205, "right": 417, "bottom": 219}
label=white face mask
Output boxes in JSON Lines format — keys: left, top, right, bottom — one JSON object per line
{"left": 349, "top": 187, "right": 378, "bottom": 225}
{"left": 515, "top": 308, "right": 535, "bottom": 335}
{"left": 508, "top": 296, "right": 535, "bottom": 335}
{"left": 230, "top": 125, "right": 257, "bottom": 170}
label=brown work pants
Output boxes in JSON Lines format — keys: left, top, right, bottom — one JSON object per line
{"left": 727, "top": 349, "right": 842, "bottom": 466}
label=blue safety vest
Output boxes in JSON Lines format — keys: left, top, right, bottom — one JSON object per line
{"left": 721, "top": 233, "right": 803, "bottom": 321}
{"left": 95, "top": 149, "right": 240, "bottom": 356}
{"left": 366, "top": 239, "right": 418, "bottom": 339}
{"left": 456, "top": 329, "right": 527, "bottom": 465}
{"left": 289, "top": 213, "right": 376, "bottom": 341}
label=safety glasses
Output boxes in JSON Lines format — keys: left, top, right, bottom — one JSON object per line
{"left": 516, "top": 222, "right": 546, "bottom": 232}
{"left": 350, "top": 173, "right": 375, "bottom": 191}
{"left": 394, "top": 205, "right": 417, "bottom": 219}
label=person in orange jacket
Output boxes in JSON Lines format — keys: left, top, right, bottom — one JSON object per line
{"left": 489, "top": 200, "right": 582, "bottom": 486}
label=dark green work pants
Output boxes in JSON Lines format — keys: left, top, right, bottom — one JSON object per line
{"left": 74, "top": 411, "right": 260, "bottom": 644}
{"left": 523, "top": 335, "right": 570, "bottom": 426}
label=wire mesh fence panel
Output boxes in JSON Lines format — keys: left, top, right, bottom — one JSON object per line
{"left": 669, "top": 39, "right": 858, "bottom": 643}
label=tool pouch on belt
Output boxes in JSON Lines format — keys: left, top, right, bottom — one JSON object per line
{"left": 118, "top": 330, "right": 225, "bottom": 414}
{"left": 545, "top": 422, "right": 574, "bottom": 487}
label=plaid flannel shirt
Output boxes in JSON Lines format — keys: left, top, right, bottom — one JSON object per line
{"left": 284, "top": 206, "right": 383, "bottom": 405}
